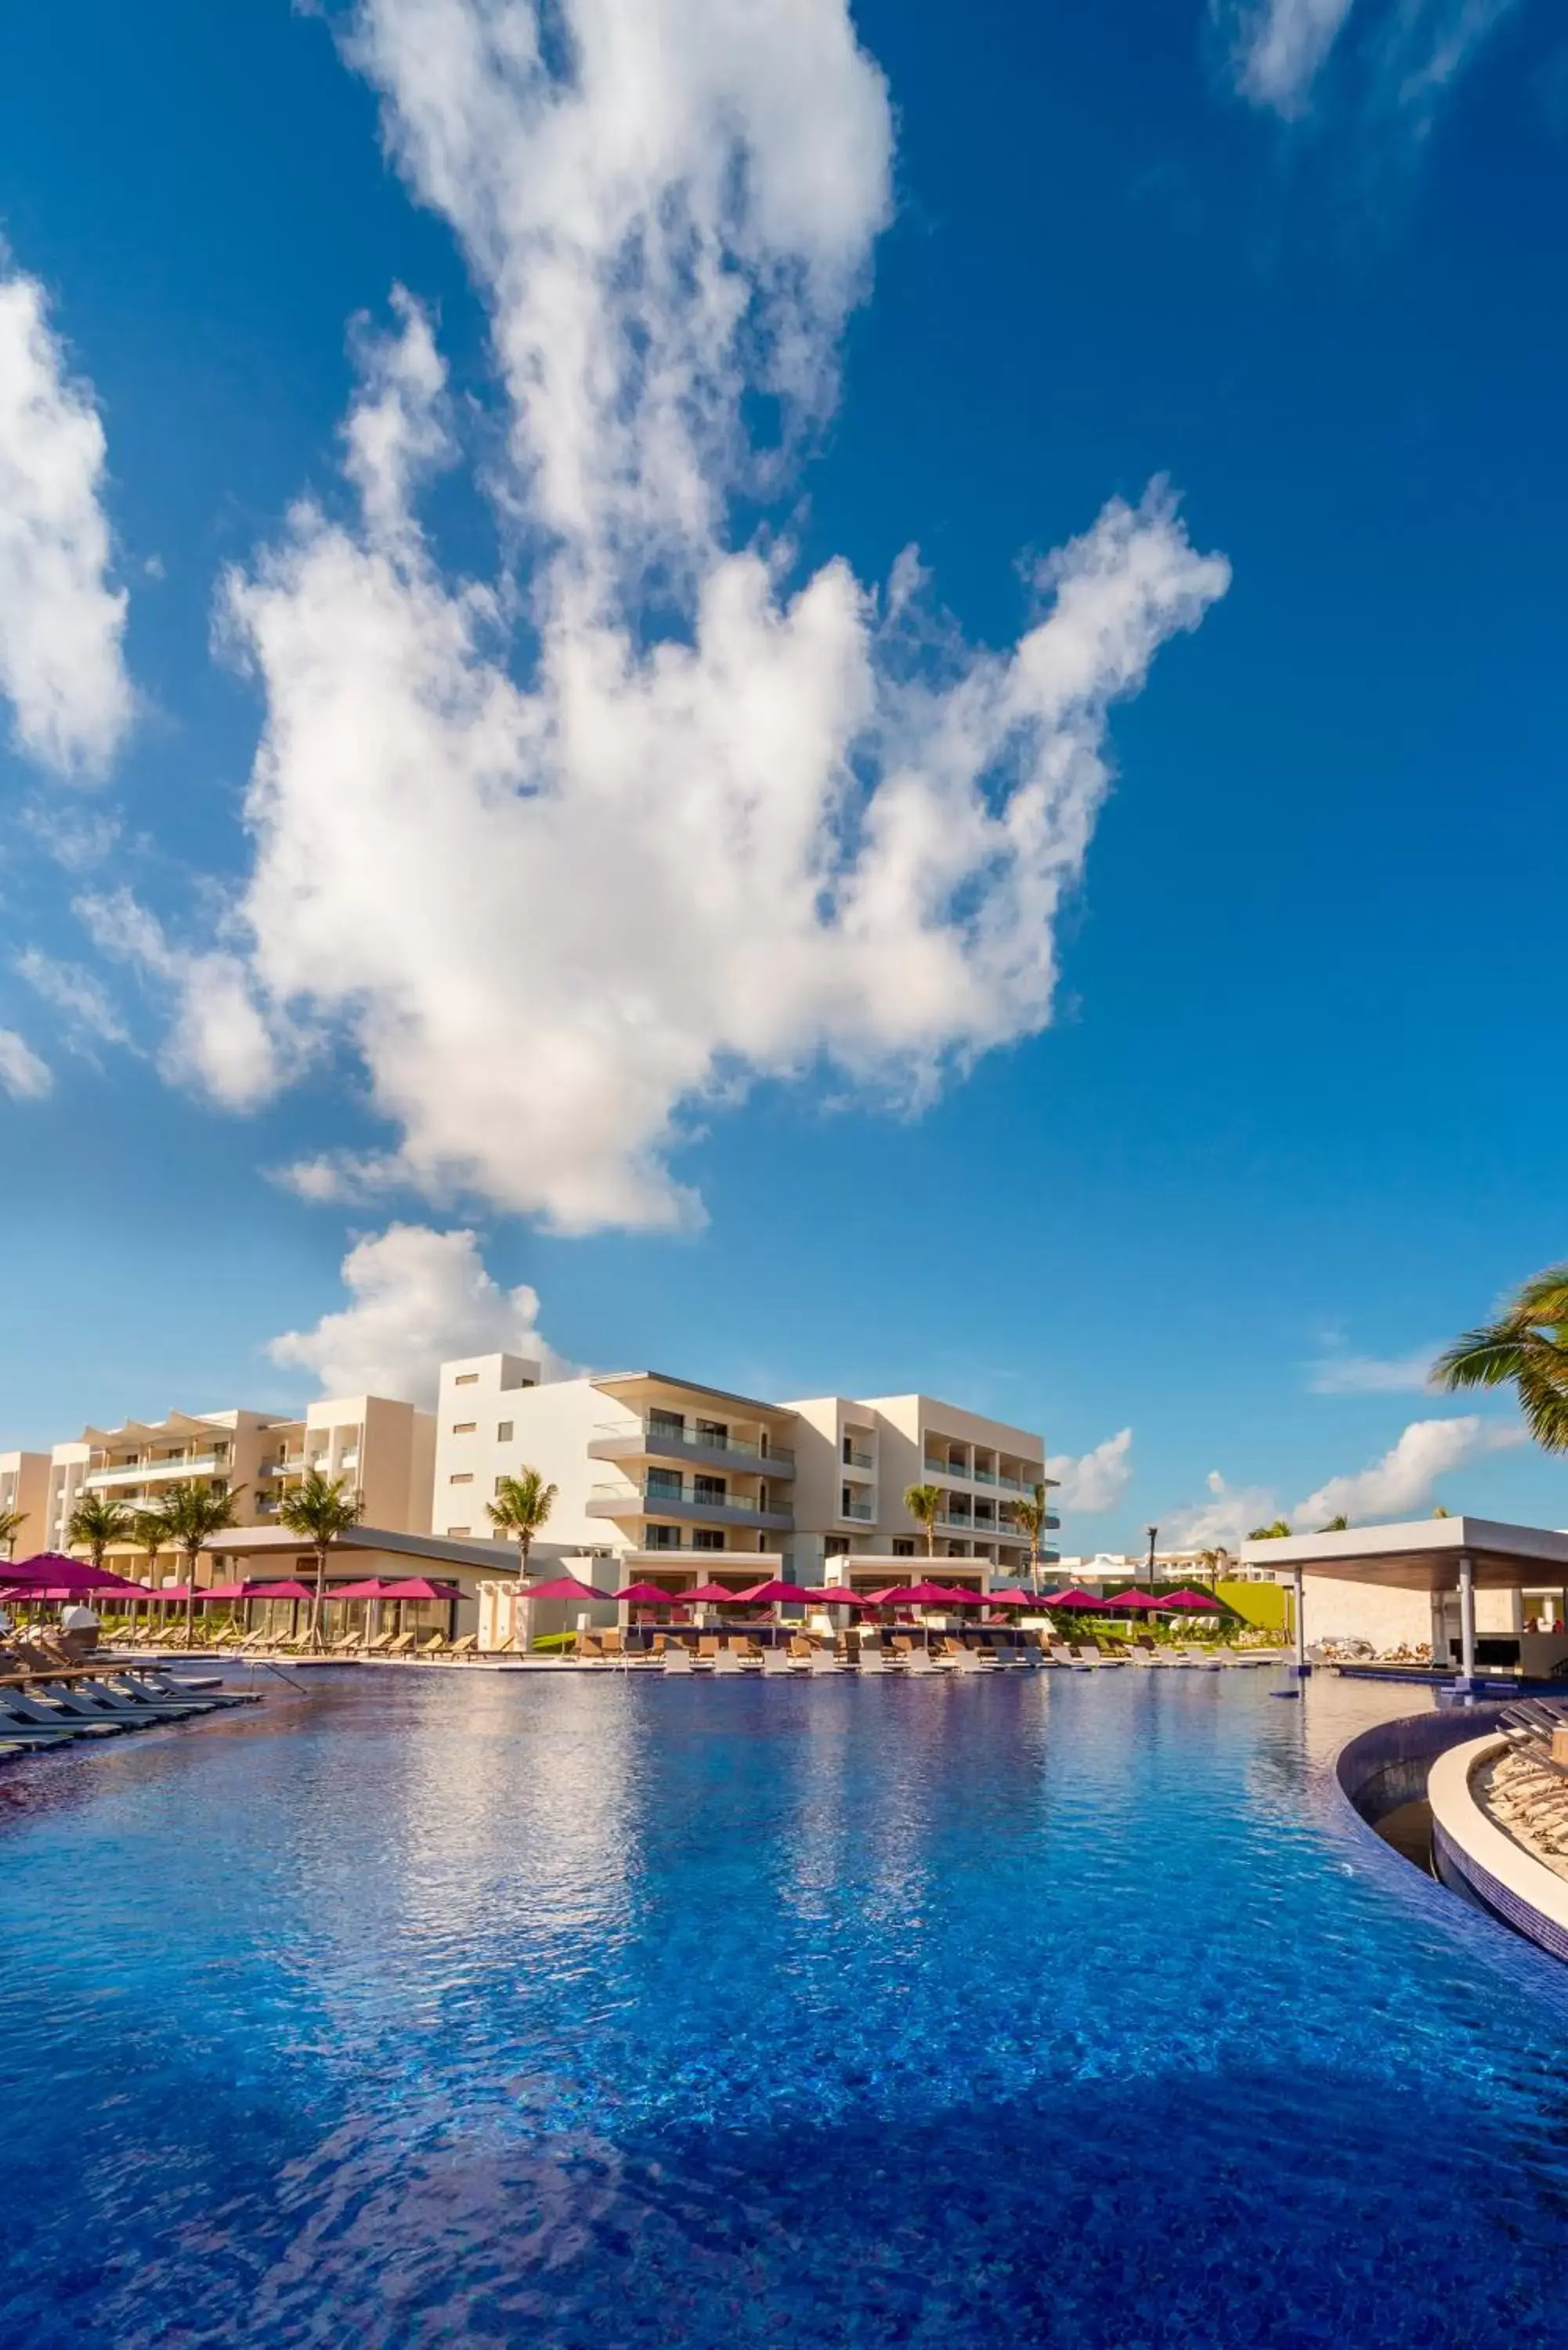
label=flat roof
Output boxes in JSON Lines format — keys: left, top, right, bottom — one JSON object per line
{"left": 1238, "top": 1516, "right": 1568, "bottom": 1592}
{"left": 591, "top": 1371, "right": 797, "bottom": 1425}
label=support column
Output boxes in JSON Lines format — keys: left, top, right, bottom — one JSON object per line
{"left": 1456, "top": 1552, "right": 1478, "bottom": 1691}
{"left": 1291, "top": 1563, "right": 1310, "bottom": 1677}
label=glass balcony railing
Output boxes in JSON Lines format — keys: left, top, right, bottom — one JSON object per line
{"left": 839, "top": 1500, "right": 874, "bottom": 1522}
{"left": 592, "top": 1421, "right": 795, "bottom": 1469}
{"left": 841, "top": 1448, "right": 875, "bottom": 1471}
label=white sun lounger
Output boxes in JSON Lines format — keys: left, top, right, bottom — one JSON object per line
{"left": 663, "top": 1648, "right": 695, "bottom": 1675}
{"left": 761, "top": 1648, "right": 791, "bottom": 1676}
{"left": 711, "top": 1650, "right": 743, "bottom": 1675}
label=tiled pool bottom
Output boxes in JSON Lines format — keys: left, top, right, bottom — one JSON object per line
{"left": 4, "top": 1669, "right": 1568, "bottom": 2349}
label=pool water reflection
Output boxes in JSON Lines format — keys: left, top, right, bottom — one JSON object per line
{"left": 3, "top": 1668, "right": 1568, "bottom": 2347}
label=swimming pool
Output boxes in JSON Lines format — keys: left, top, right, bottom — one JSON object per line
{"left": 4, "top": 1667, "right": 1568, "bottom": 2348}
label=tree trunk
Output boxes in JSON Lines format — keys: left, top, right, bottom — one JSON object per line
{"left": 310, "top": 1544, "right": 328, "bottom": 1646}
{"left": 184, "top": 1552, "right": 197, "bottom": 1647}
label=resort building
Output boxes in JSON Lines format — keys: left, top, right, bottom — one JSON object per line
{"left": 21, "top": 1395, "right": 435, "bottom": 1567}
{"left": 0, "top": 1449, "right": 50, "bottom": 1559}
{"left": 431, "top": 1356, "right": 1053, "bottom": 1596}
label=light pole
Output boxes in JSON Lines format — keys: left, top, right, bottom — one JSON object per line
{"left": 1145, "top": 1524, "right": 1158, "bottom": 1589}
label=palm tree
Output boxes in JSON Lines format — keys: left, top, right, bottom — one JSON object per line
{"left": 1011, "top": 1481, "right": 1053, "bottom": 1593}
{"left": 903, "top": 1482, "right": 944, "bottom": 1560}
{"left": 277, "top": 1470, "right": 363, "bottom": 1646}
{"left": 68, "top": 1492, "right": 135, "bottom": 1573}
{"left": 1246, "top": 1519, "right": 1294, "bottom": 1541}
{"left": 159, "top": 1480, "right": 244, "bottom": 1644}
{"left": 1435, "top": 1264, "right": 1568, "bottom": 1451}
{"left": 1198, "top": 1545, "right": 1232, "bottom": 1585}
{"left": 486, "top": 1469, "right": 558, "bottom": 1580}
{"left": 0, "top": 1506, "right": 25, "bottom": 1564}
{"left": 1317, "top": 1514, "right": 1349, "bottom": 1532}
{"left": 132, "top": 1506, "right": 170, "bottom": 1583}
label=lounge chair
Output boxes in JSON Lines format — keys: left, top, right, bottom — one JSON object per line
{"left": 761, "top": 1648, "right": 791, "bottom": 1676}
{"left": 1048, "top": 1641, "right": 1085, "bottom": 1669}
{"left": 807, "top": 1647, "right": 842, "bottom": 1674}
{"left": 949, "top": 1646, "right": 986, "bottom": 1673}
{"left": 903, "top": 1646, "right": 941, "bottom": 1673}
{"left": 382, "top": 1632, "right": 417, "bottom": 1658}
{"left": 663, "top": 1647, "right": 694, "bottom": 1675}
{"left": 711, "top": 1649, "right": 743, "bottom": 1674}
{"left": 416, "top": 1632, "right": 447, "bottom": 1658}
{"left": 447, "top": 1633, "right": 479, "bottom": 1661}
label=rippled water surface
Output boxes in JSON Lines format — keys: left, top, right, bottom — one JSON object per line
{"left": 5, "top": 1666, "right": 1568, "bottom": 2348}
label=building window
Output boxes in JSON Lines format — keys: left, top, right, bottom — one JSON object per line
{"left": 497, "top": 1422, "right": 514, "bottom": 1443}
{"left": 646, "top": 1467, "right": 683, "bottom": 1498}
{"left": 692, "top": 1528, "right": 724, "bottom": 1551}
{"left": 649, "top": 1408, "right": 684, "bottom": 1439}
{"left": 645, "top": 1524, "right": 681, "bottom": 1550}
{"left": 892, "top": 1538, "right": 916, "bottom": 1557}
{"left": 450, "top": 1473, "right": 474, "bottom": 1485}
{"left": 446, "top": 1525, "right": 471, "bottom": 1536}
{"left": 454, "top": 1374, "right": 479, "bottom": 1386}
{"left": 452, "top": 1421, "right": 477, "bottom": 1435}
{"left": 695, "top": 1419, "right": 728, "bottom": 1448}
{"left": 693, "top": 1475, "right": 727, "bottom": 1504}
{"left": 825, "top": 1535, "right": 849, "bottom": 1556}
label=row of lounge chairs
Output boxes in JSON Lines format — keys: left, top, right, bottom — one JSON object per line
{"left": 0, "top": 1632, "right": 257, "bottom": 1759}
{"left": 570, "top": 1629, "right": 1280, "bottom": 1674}
{"left": 103, "top": 1623, "right": 481, "bottom": 1664}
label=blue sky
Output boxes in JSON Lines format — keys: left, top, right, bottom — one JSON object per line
{"left": 0, "top": 0, "right": 1565, "bottom": 1550}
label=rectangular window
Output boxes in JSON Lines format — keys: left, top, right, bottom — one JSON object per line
{"left": 824, "top": 1535, "right": 849, "bottom": 1556}
{"left": 454, "top": 1373, "right": 479, "bottom": 1386}
{"left": 645, "top": 1523, "right": 681, "bottom": 1550}
{"left": 494, "top": 1476, "right": 508, "bottom": 1494}
{"left": 649, "top": 1408, "right": 684, "bottom": 1438}
{"left": 646, "top": 1467, "right": 683, "bottom": 1498}
{"left": 695, "top": 1419, "right": 728, "bottom": 1448}
{"left": 446, "top": 1525, "right": 471, "bottom": 1536}
{"left": 693, "top": 1475, "right": 727, "bottom": 1504}
{"left": 497, "top": 1422, "right": 513, "bottom": 1443}
{"left": 893, "top": 1538, "right": 916, "bottom": 1557}
{"left": 692, "top": 1528, "right": 724, "bottom": 1551}
{"left": 452, "top": 1421, "right": 477, "bottom": 1435}
{"left": 450, "top": 1472, "right": 473, "bottom": 1485}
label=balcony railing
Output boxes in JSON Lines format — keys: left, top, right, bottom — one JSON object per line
{"left": 841, "top": 1448, "right": 874, "bottom": 1471}
{"left": 83, "top": 1454, "right": 227, "bottom": 1489}
{"left": 587, "top": 1481, "right": 794, "bottom": 1532}
{"left": 838, "top": 1500, "right": 874, "bottom": 1523}
{"left": 588, "top": 1422, "right": 796, "bottom": 1474}
{"left": 923, "top": 1459, "right": 1039, "bottom": 1495}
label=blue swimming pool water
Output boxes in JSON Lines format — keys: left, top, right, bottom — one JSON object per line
{"left": 4, "top": 1667, "right": 1568, "bottom": 2348}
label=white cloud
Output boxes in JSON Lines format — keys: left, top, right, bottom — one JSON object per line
{"left": 1217, "top": 0, "right": 1523, "bottom": 129}
{"left": 1223, "top": 0, "right": 1358, "bottom": 115}
{"left": 0, "top": 1026, "right": 52, "bottom": 1099}
{"left": 1047, "top": 1427, "right": 1133, "bottom": 1513}
{"left": 14, "top": 946, "right": 130, "bottom": 1050}
{"left": 0, "top": 266, "right": 132, "bottom": 773}
{"left": 1292, "top": 1414, "right": 1523, "bottom": 1524}
{"left": 75, "top": 886, "right": 282, "bottom": 1110}
{"left": 125, "top": 0, "right": 1227, "bottom": 1233}
{"left": 1306, "top": 1345, "right": 1440, "bottom": 1394}
{"left": 266, "top": 1222, "right": 565, "bottom": 1405}
{"left": 1163, "top": 1470, "right": 1281, "bottom": 1551}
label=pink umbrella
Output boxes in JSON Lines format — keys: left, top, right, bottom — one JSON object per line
{"left": 814, "top": 1586, "right": 880, "bottom": 1606}
{"left": 731, "top": 1578, "right": 822, "bottom": 1605}
{"left": 244, "top": 1579, "right": 318, "bottom": 1602}
{"left": 329, "top": 1578, "right": 393, "bottom": 1600}
{"left": 378, "top": 1578, "right": 464, "bottom": 1602}
{"left": 5, "top": 1553, "right": 148, "bottom": 1596}
{"left": 201, "top": 1582, "right": 253, "bottom": 1601}
{"left": 1109, "top": 1589, "right": 1168, "bottom": 1612}
{"left": 1040, "top": 1585, "right": 1112, "bottom": 1611}
{"left": 983, "top": 1588, "right": 1037, "bottom": 1607}
{"left": 518, "top": 1574, "right": 615, "bottom": 1604}
{"left": 613, "top": 1582, "right": 685, "bottom": 1605}
{"left": 1160, "top": 1587, "right": 1223, "bottom": 1611}
{"left": 681, "top": 1581, "right": 753, "bottom": 1605}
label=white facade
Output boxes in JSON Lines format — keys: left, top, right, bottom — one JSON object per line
{"left": 430, "top": 1357, "right": 1051, "bottom": 1593}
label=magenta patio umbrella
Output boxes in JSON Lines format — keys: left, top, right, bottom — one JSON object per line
{"left": 814, "top": 1586, "right": 880, "bottom": 1606}
{"left": 378, "top": 1578, "right": 464, "bottom": 1602}
{"left": 1160, "top": 1587, "right": 1223, "bottom": 1611}
{"left": 329, "top": 1578, "right": 393, "bottom": 1600}
{"left": 518, "top": 1573, "right": 615, "bottom": 1604}
{"left": 1039, "top": 1585, "right": 1112, "bottom": 1611}
{"left": 1109, "top": 1589, "right": 1168, "bottom": 1612}
{"left": 681, "top": 1581, "right": 752, "bottom": 1604}
{"left": 243, "top": 1579, "right": 318, "bottom": 1602}
{"left": 731, "top": 1578, "right": 822, "bottom": 1605}
{"left": 613, "top": 1581, "right": 685, "bottom": 1605}
{"left": 5, "top": 1553, "right": 149, "bottom": 1596}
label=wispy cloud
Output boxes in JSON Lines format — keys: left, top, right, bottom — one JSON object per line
{"left": 1306, "top": 1345, "right": 1440, "bottom": 1394}
{"left": 14, "top": 946, "right": 131, "bottom": 1056}
{"left": 0, "top": 1027, "right": 52, "bottom": 1101}
{"left": 1215, "top": 0, "right": 1527, "bottom": 136}
{"left": 0, "top": 265, "right": 132, "bottom": 774}
{"left": 1162, "top": 1470, "right": 1281, "bottom": 1550}
{"left": 103, "top": 0, "right": 1229, "bottom": 1235}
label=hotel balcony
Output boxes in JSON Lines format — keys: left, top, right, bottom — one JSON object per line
{"left": 837, "top": 1499, "right": 875, "bottom": 1523}
{"left": 587, "top": 1480, "right": 794, "bottom": 1534}
{"left": 587, "top": 1422, "right": 796, "bottom": 1480}
{"left": 83, "top": 1454, "right": 228, "bottom": 1489}
{"left": 923, "top": 1457, "right": 1043, "bottom": 1496}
